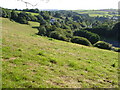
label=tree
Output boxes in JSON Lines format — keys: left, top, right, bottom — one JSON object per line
{"left": 38, "top": 26, "right": 47, "bottom": 36}
{"left": 17, "top": 12, "right": 28, "bottom": 24}
{"left": 28, "top": 13, "right": 37, "bottom": 21}
{"left": 54, "top": 12, "right": 61, "bottom": 18}
{"left": 40, "top": 11, "right": 50, "bottom": 20}
{"left": 53, "top": 22, "right": 61, "bottom": 28}
{"left": 61, "top": 24, "right": 71, "bottom": 29}
{"left": 72, "top": 15, "right": 82, "bottom": 22}
{"left": 50, "top": 31, "right": 68, "bottom": 41}
{"left": 112, "top": 22, "right": 120, "bottom": 42}
{"left": 74, "top": 30, "right": 100, "bottom": 44}
{"left": 11, "top": 10, "right": 18, "bottom": 21}
{"left": 49, "top": 28, "right": 72, "bottom": 42}
{"left": 1, "top": 9, "right": 11, "bottom": 18}
{"left": 35, "top": 15, "right": 43, "bottom": 21}
{"left": 1, "top": 9, "right": 7, "bottom": 18}
{"left": 35, "top": 15, "right": 47, "bottom": 25}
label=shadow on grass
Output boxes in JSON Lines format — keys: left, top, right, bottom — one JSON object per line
{"left": 32, "top": 26, "right": 39, "bottom": 29}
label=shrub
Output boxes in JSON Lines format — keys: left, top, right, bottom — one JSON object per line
{"left": 49, "top": 31, "right": 68, "bottom": 41}
{"left": 17, "top": 17, "right": 28, "bottom": 24}
{"left": 74, "top": 30, "right": 100, "bottom": 44}
{"left": 5, "top": 10, "right": 11, "bottom": 18}
{"left": 38, "top": 26, "right": 47, "bottom": 36}
{"left": 49, "top": 28, "right": 72, "bottom": 42}
{"left": 1, "top": 9, "right": 7, "bottom": 18}
{"left": 71, "top": 36, "right": 92, "bottom": 46}
{"left": 116, "top": 48, "right": 120, "bottom": 52}
{"left": 94, "top": 41, "right": 112, "bottom": 50}
{"left": 11, "top": 10, "right": 18, "bottom": 21}
{"left": 112, "top": 47, "right": 120, "bottom": 52}
{"left": 17, "top": 12, "right": 28, "bottom": 24}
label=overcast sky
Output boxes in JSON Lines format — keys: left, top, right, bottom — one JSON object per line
{"left": 0, "top": 0, "right": 119, "bottom": 10}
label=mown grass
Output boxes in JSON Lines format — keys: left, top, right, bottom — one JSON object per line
{"left": 2, "top": 18, "right": 118, "bottom": 88}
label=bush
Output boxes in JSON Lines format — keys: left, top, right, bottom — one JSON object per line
{"left": 94, "top": 41, "right": 112, "bottom": 50}
{"left": 116, "top": 48, "right": 120, "bottom": 52}
{"left": 74, "top": 30, "right": 100, "bottom": 44}
{"left": 11, "top": 10, "right": 18, "bottom": 21}
{"left": 49, "top": 31, "right": 68, "bottom": 41}
{"left": 17, "top": 17, "right": 28, "bottom": 24}
{"left": 17, "top": 12, "right": 28, "bottom": 24}
{"left": 49, "top": 28, "right": 72, "bottom": 42}
{"left": 38, "top": 26, "right": 47, "bottom": 36}
{"left": 1, "top": 9, "right": 7, "bottom": 18}
{"left": 111, "top": 47, "right": 120, "bottom": 52}
{"left": 71, "top": 36, "right": 92, "bottom": 46}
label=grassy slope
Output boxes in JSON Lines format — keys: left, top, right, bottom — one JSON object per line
{"left": 2, "top": 18, "right": 118, "bottom": 88}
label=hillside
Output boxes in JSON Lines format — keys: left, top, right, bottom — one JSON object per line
{"left": 2, "top": 7, "right": 119, "bottom": 48}
{"left": 2, "top": 18, "right": 118, "bottom": 88}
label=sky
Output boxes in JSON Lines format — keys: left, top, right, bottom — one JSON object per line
{"left": 0, "top": 0, "right": 119, "bottom": 10}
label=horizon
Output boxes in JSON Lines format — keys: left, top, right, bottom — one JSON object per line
{"left": 1, "top": 7, "right": 118, "bottom": 11}
{"left": 0, "top": 0, "right": 119, "bottom": 10}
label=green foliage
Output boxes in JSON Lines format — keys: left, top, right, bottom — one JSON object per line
{"left": 72, "top": 15, "right": 82, "bottom": 22}
{"left": 26, "top": 13, "right": 37, "bottom": 21}
{"left": 112, "top": 47, "right": 120, "bottom": 52}
{"left": 54, "top": 12, "right": 61, "bottom": 18}
{"left": 88, "top": 24, "right": 112, "bottom": 38}
{"left": 61, "top": 24, "right": 71, "bottom": 29}
{"left": 35, "top": 15, "right": 43, "bottom": 21}
{"left": 53, "top": 22, "right": 61, "bottom": 28}
{"left": 94, "top": 41, "right": 112, "bottom": 50}
{"left": 5, "top": 10, "right": 11, "bottom": 18}
{"left": 1, "top": 8, "right": 118, "bottom": 49}
{"left": 116, "top": 48, "right": 120, "bottom": 52}
{"left": 11, "top": 10, "right": 18, "bottom": 21}
{"left": 72, "top": 22, "right": 81, "bottom": 29}
{"left": 71, "top": 36, "right": 92, "bottom": 46}
{"left": 17, "top": 17, "right": 28, "bottom": 24}
{"left": 17, "top": 12, "right": 28, "bottom": 24}
{"left": 39, "top": 19, "right": 47, "bottom": 25}
{"left": 40, "top": 11, "right": 50, "bottom": 20}
{"left": 74, "top": 30, "right": 100, "bottom": 44}
{"left": 23, "top": 8, "right": 39, "bottom": 13}
{"left": 45, "top": 25, "right": 57, "bottom": 36}
{"left": 1, "top": 9, "right": 7, "bottom": 17}
{"left": 1, "top": 8, "right": 11, "bottom": 18}
{"left": 50, "top": 31, "right": 68, "bottom": 41}
{"left": 112, "top": 22, "right": 120, "bottom": 41}
{"left": 38, "top": 26, "right": 47, "bottom": 36}
{"left": 52, "top": 28, "right": 73, "bottom": 41}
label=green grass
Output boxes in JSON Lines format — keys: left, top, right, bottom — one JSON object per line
{"left": 72, "top": 10, "right": 118, "bottom": 17}
{"left": 15, "top": 11, "right": 39, "bottom": 16}
{"left": 2, "top": 18, "right": 118, "bottom": 88}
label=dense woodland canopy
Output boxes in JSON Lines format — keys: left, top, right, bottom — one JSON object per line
{"left": 1, "top": 7, "right": 119, "bottom": 51}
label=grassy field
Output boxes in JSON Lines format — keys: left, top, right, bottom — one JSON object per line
{"left": 72, "top": 10, "right": 118, "bottom": 17}
{"left": 15, "top": 11, "right": 39, "bottom": 16}
{"left": 2, "top": 18, "right": 118, "bottom": 88}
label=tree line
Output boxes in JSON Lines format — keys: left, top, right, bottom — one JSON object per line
{"left": 1, "top": 7, "right": 119, "bottom": 51}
